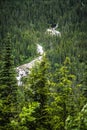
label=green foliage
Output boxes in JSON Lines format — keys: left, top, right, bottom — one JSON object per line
{"left": 10, "top": 102, "right": 39, "bottom": 130}
{"left": 12, "top": 29, "right": 38, "bottom": 66}
{"left": 65, "top": 103, "right": 87, "bottom": 130}
{"left": 0, "top": 0, "right": 87, "bottom": 66}
{"left": 0, "top": 33, "right": 17, "bottom": 86}
{"left": 0, "top": 34, "right": 18, "bottom": 130}
{"left": 19, "top": 102, "right": 39, "bottom": 123}
{"left": 23, "top": 57, "right": 51, "bottom": 130}
{"left": 47, "top": 57, "right": 86, "bottom": 130}
{"left": 0, "top": 0, "right": 87, "bottom": 129}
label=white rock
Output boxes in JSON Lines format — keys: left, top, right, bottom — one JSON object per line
{"left": 16, "top": 45, "right": 44, "bottom": 86}
{"left": 45, "top": 28, "right": 61, "bottom": 37}
{"left": 37, "top": 44, "right": 44, "bottom": 55}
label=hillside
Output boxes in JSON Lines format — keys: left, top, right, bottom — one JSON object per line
{"left": 0, "top": 0, "right": 87, "bottom": 66}
{"left": 0, "top": 0, "right": 87, "bottom": 129}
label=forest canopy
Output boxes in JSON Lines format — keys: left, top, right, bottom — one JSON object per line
{"left": 0, "top": 0, "right": 87, "bottom": 130}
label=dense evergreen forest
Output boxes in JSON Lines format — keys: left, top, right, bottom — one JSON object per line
{"left": 0, "top": 0, "right": 87, "bottom": 129}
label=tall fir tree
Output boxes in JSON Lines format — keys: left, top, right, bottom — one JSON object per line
{"left": 24, "top": 56, "right": 51, "bottom": 130}
{"left": 0, "top": 33, "right": 18, "bottom": 130}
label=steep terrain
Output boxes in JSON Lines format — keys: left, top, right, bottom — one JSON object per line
{"left": 0, "top": 0, "right": 87, "bottom": 129}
